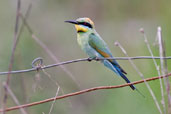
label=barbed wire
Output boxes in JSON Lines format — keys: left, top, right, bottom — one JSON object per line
{"left": 0, "top": 72, "right": 170, "bottom": 112}
{"left": 0, "top": 56, "right": 170, "bottom": 75}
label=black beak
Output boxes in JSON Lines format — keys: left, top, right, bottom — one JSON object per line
{"left": 65, "top": 20, "right": 78, "bottom": 25}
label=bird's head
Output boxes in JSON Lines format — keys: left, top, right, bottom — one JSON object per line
{"left": 65, "top": 17, "right": 95, "bottom": 33}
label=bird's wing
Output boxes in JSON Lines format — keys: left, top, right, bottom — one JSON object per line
{"left": 88, "top": 33, "right": 112, "bottom": 57}
{"left": 88, "top": 33, "right": 127, "bottom": 74}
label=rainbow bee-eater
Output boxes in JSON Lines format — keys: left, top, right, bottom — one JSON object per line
{"left": 65, "top": 17, "right": 135, "bottom": 90}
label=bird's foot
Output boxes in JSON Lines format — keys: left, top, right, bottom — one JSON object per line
{"left": 87, "top": 57, "right": 93, "bottom": 62}
{"left": 95, "top": 57, "right": 100, "bottom": 61}
{"left": 88, "top": 57, "right": 100, "bottom": 61}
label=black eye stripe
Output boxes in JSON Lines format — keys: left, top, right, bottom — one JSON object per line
{"left": 78, "top": 22, "right": 92, "bottom": 28}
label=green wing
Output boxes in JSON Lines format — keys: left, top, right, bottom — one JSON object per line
{"left": 88, "top": 33, "right": 113, "bottom": 57}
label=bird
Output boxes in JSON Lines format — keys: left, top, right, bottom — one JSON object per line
{"left": 65, "top": 17, "right": 136, "bottom": 90}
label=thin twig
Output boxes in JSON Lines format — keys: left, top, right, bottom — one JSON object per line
{"left": 162, "top": 41, "right": 171, "bottom": 108}
{"left": 157, "top": 27, "right": 171, "bottom": 101}
{"left": 16, "top": 3, "right": 32, "bottom": 46}
{"left": 0, "top": 73, "right": 171, "bottom": 112}
{"left": 3, "top": 83, "right": 27, "bottom": 114}
{"left": 140, "top": 28, "right": 165, "bottom": 114}
{"left": 16, "top": 3, "right": 32, "bottom": 112}
{"left": 157, "top": 27, "right": 167, "bottom": 114}
{"left": 115, "top": 42, "right": 162, "bottom": 114}
{"left": 42, "top": 69, "right": 73, "bottom": 108}
{"left": 0, "top": 56, "right": 171, "bottom": 75}
{"left": 2, "top": 0, "right": 21, "bottom": 113}
{"left": 48, "top": 87, "right": 60, "bottom": 114}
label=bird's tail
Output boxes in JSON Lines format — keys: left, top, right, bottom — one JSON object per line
{"left": 103, "top": 60, "right": 135, "bottom": 90}
{"left": 113, "top": 65, "right": 145, "bottom": 97}
{"left": 117, "top": 71, "right": 136, "bottom": 90}
{"left": 116, "top": 68, "right": 146, "bottom": 97}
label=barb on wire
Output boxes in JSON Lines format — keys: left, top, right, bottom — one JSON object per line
{"left": 20, "top": 13, "right": 80, "bottom": 89}
{"left": 31, "top": 57, "right": 43, "bottom": 69}
{"left": 0, "top": 56, "right": 171, "bottom": 76}
{"left": 0, "top": 73, "right": 171, "bottom": 112}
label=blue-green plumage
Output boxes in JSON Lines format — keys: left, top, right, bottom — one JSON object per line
{"left": 66, "top": 17, "right": 135, "bottom": 90}
{"left": 85, "top": 31, "right": 135, "bottom": 90}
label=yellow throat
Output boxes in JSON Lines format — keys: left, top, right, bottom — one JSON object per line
{"left": 75, "top": 25, "right": 88, "bottom": 33}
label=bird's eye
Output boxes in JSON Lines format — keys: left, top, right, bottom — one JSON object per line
{"left": 78, "top": 22, "right": 92, "bottom": 28}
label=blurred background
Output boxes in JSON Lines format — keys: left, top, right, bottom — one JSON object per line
{"left": 0, "top": 0, "right": 171, "bottom": 114}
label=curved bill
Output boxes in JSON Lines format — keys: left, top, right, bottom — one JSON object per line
{"left": 65, "top": 20, "right": 78, "bottom": 24}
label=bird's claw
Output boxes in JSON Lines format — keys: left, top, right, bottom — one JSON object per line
{"left": 95, "top": 57, "right": 100, "bottom": 61}
{"left": 87, "top": 57, "right": 93, "bottom": 62}
{"left": 88, "top": 57, "right": 100, "bottom": 61}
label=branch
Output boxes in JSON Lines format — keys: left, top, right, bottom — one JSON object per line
{"left": 140, "top": 28, "right": 163, "bottom": 113}
{"left": 157, "top": 26, "right": 166, "bottom": 113}
{"left": 0, "top": 73, "right": 171, "bottom": 112}
{"left": 2, "top": 0, "right": 21, "bottom": 113}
